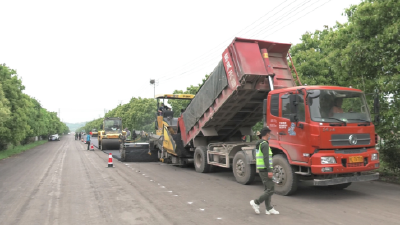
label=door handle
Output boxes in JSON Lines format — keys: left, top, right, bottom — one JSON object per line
{"left": 279, "top": 132, "right": 286, "bottom": 135}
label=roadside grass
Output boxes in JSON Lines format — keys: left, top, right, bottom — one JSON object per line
{"left": 0, "top": 140, "right": 48, "bottom": 160}
{"left": 377, "top": 161, "right": 400, "bottom": 184}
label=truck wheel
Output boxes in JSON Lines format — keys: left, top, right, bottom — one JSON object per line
{"left": 273, "top": 154, "right": 298, "bottom": 196}
{"left": 233, "top": 151, "right": 255, "bottom": 185}
{"left": 330, "top": 182, "right": 352, "bottom": 190}
{"left": 194, "top": 146, "right": 212, "bottom": 173}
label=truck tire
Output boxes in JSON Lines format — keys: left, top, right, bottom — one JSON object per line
{"left": 233, "top": 151, "right": 255, "bottom": 185}
{"left": 194, "top": 146, "right": 212, "bottom": 173}
{"left": 330, "top": 182, "right": 352, "bottom": 190}
{"left": 273, "top": 154, "right": 298, "bottom": 196}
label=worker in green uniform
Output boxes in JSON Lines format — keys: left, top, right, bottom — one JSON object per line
{"left": 250, "top": 127, "right": 280, "bottom": 215}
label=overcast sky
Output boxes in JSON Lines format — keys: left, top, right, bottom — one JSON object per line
{"left": 1, "top": 0, "right": 361, "bottom": 123}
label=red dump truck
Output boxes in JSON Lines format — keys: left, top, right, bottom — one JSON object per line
{"left": 152, "top": 37, "right": 380, "bottom": 195}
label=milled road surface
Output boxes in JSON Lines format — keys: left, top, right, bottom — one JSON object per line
{"left": 0, "top": 135, "right": 399, "bottom": 225}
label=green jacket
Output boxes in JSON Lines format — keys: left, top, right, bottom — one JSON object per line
{"left": 256, "top": 139, "right": 272, "bottom": 172}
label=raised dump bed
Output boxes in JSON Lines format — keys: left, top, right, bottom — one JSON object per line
{"left": 179, "top": 38, "right": 295, "bottom": 147}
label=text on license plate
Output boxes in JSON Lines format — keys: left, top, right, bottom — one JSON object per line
{"left": 349, "top": 156, "right": 363, "bottom": 163}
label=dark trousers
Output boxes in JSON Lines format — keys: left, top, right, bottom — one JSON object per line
{"left": 87, "top": 141, "right": 90, "bottom": 150}
{"left": 254, "top": 171, "right": 274, "bottom": 210}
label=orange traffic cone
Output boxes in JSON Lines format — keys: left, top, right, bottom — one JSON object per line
{"left": 107, "top": 153, "right": 114, "bottom": 168}
{"left": 90, "top": 143, "right": 94, "bottom": 151}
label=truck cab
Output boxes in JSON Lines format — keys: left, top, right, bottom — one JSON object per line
{"left": 267, "top": 86, "right": 379, "bottom": 195}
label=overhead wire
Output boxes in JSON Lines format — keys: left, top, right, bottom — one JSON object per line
{"left": 158, "top": 0, "right": 305, "bottom": 84}
{"left": 262, "top": 0, "right": 333, "bottom": 39}
{"left": 157, "top": 0, "right": 332, "bottom": 87}
{"left": 156, "top": 0, "right": 297, "bottom": 82}
{"left": 248, "top": 0, "right": 314, "bottom": 38}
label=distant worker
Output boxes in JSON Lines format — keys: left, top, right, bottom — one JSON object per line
{"left": 158, "top": 103, "right": 165, "bottom": 115}
{"left": 78, "top": 132, "right": 81, "bottom": 140}
{"left": 329, "top": 98, "right": 344, "bottom": 117}
{"left": 132, "top": 130, "right": 137, "bottom": 140}
{"left": 125, "top": 128, "right": 131, "bottom": 140}
{"left": 75, "top": 132, "right": 78, "bottom": 140}
{"left": 250, "top": 127, "right": 279, "bottom": 215}
{"left": 86, "top": 133, "right": 91, "bottom": 150}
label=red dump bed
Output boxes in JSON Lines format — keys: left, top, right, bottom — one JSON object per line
{"left": 179, "top": 38, "right": 295, "bottom": 147}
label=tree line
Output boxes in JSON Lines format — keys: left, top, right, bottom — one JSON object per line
{"left": 76, "top": 97, "right": 157, "bottom": 134}
{"left": 0, "top": 64, "right": 69, "bottom": 150}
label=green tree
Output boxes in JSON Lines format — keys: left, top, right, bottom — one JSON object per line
{"left": 290, "top": 0, "right": 400, "bottom": 170}
{"left": 79, "top": 97, "right": 158, "bottom": 134}
{"left": 0, "top": 64, "right": 69, "bottom": 149}
{"left": 0, "top": 83, "right": 11, "bottom": 141}
{"left": 0, "top": 64, "right": 30, "bottom": 148}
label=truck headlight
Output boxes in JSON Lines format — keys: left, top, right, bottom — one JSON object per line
{"left": 321, "top": 157, "right": 336, "bottom": 164}
{"left": 371, "top": 153, "right": 378, "bottom": 161}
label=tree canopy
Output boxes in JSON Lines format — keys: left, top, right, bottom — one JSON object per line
{"left": 77, "top": 97, "right": 157, "bottom": 133}
{"left": 0, "top": 64, "right": 69, "bottom": 150}
{"left": 290, "top": 0, "right": 400, "bottom": 170}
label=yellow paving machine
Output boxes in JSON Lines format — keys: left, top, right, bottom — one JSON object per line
{"left": 149, "top": 94, "right": 195, "bottom": 164}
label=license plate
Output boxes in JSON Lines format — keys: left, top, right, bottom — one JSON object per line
{"left": 349, "top": 156, "right": 363, "bottom": 163}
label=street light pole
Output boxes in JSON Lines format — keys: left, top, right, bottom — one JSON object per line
{"left": 150, "top": 79, "right": 156, "bottom": 98}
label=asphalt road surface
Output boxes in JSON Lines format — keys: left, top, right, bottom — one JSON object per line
{"left": 0, "top": 135, "right": 399, "bottom": 225}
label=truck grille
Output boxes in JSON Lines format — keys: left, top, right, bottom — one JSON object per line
{"left": 330, "top": 134, "right": 370, "bottom": 146}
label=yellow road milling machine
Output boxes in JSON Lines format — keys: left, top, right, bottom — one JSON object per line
{"left": 98, "top": 117, "right": 125, "bottom": 150}
{"left": 148, "top": 94, "right": 195, "bottom": 165}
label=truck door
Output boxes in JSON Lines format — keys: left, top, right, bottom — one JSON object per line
{"left": 277, "top": 93, "right": 310, "bottom": 163}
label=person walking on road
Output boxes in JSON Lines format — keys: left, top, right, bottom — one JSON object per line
{"left": 75, "top": 132, "right": 78, "bottom": 140}
{"left": 86, "top": 134, "right": 91, "bottom": 150}
{"left": 78, "top": 132, "right": 81, "bottom": 141}
{"left": 125, "top": 128, "right": 131, "bottom": 141}
{"left": 250, "top": 127, "right": 279, "bottom": 215}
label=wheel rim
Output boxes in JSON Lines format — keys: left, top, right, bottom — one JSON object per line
{"left": 274, "top": 165, "right": 286, "bottom": 184}
{"left": 195, "top": 152, "right": 202, "bottom": 168}
{"left": 235, "top": 159, "right": 245, "bottom": 177}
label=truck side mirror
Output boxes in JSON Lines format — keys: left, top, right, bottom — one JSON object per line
{"left": 289, "top": 94, "right": 298, "bottom": 122}
{"left": 289, "top": 114, "right": 298, "bottom": 122}
{"left": 289, "top": 94, "right": 298, "bottom": 114}
{"left": 374, "top": 96, "right": 379, "bottom": 114}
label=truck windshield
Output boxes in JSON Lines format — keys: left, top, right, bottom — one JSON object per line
{"left": 104, "top": 120, "right": 122, "bottom": 132}
{"left": 308, "top": 90, "right": 371, "bottom": 123}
